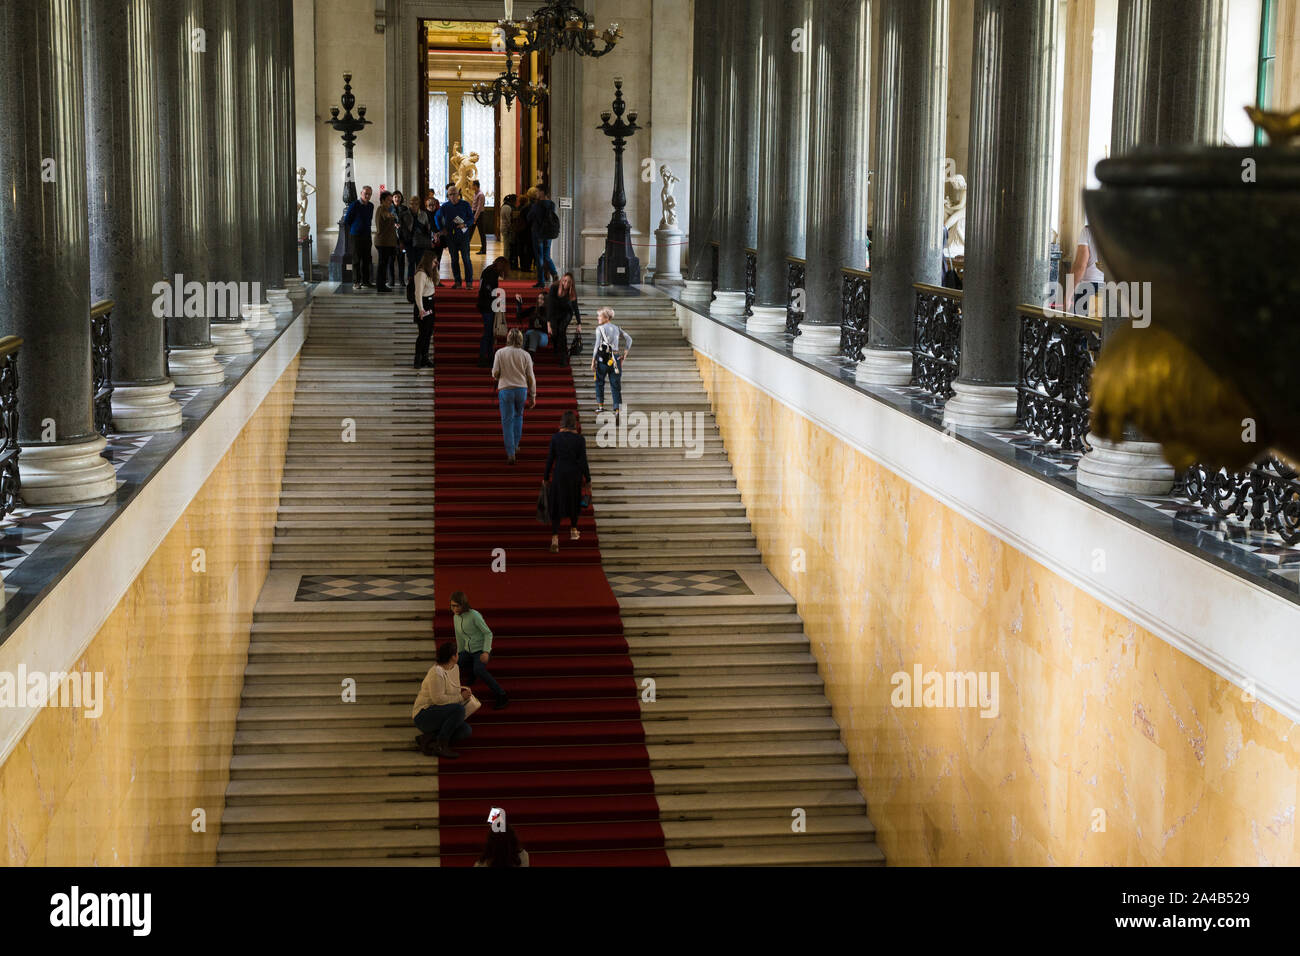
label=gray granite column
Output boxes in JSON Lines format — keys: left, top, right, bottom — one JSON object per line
{"left": 261, "top": 0, "right": 291, "bottom": 315}
{"left": 683, "top": 0, "right": 720, "bottom": 299}
{"left": 0, "top": 0, "right": 117, "bottom": 503}
{"left": 83, "top": 0, "right": 183, "bottom": 431}
{"left": 710, "top": 5, "right": 762, "bottom": 319}
{"left": 749, "top": 0, "right": 811, "bottom": 334}
{"left": 857, "top": 0, "right": 948, "bottom": 384}
{"left": 236, "top": 0, "right": 273, "bottom": 328}
{"left": 797, "top": 0, "right": 871, "bottom": 357}
{"left": 278, "top": 0, "right": 305, "bottom": 298}
{"left": 205, "top": 0, "right": 254, "bottom": 354}
{"left": 156, "top": 0, "right": 225, "bottom": 384}
{"left": 1076, "top": 0, "right": 1228, "bottom": 495}
{"left": 942, "top": 0, "right": 1058, "bottom": 428}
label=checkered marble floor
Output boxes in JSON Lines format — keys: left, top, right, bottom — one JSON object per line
{"left": 294, "top": 574, "right": 436, "bottom": 601}
{"left": 605, "top": 569, "right": 753, "bottom": 598}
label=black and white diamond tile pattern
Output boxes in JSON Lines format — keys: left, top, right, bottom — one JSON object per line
{"left": 104, "top": 434, "right": 153, "bottom": 469}
{"left": 1130, "top": 496, "right": 1300, "bottom": 569}
{"left": 172, "top": 386, "right": 204, "bottom": 408}
{"left": 0, "top": 509, "right": 78, "bottom": 580}
{"left": 295, "top": 574, "right": 436, "bottom": 601}
{"left": 606, "top": 569, "right": 753, "bottom": 598}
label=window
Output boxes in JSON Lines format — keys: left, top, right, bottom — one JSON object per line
{"left": 460, "top": 97, "right": 496, "bottom": 205}
{"left": 429, "top": 91, "right": 449, "bottom": 191}
{"left": 1257, "top": 0, "right": 1278, "bottom": 143}
{"left": 1223, "top": 0, "right": 1264, "bottom": 145}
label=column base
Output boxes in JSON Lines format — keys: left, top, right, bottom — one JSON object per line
{"left": 856, "top": 347, "right": 914, "bottom": 386}
{"left": 682, "top": 279, "right": 713, "bottom": 299}
{"left": 792, "top": 323, "right": 842, "bottom": 357}
{"left": 1075, "top": 435, "right": 1176, "bottom": 497}
{"left": 19, "top": 435, "right": 117, "bottom": 506}
{"left": 111, "top": 381, "right": 182, "bottom": 432}
{"left": 267, "top": 288, "right": 293, "bottom": 314}
{"left": 941, "top": 381, "right": 1019, "bottom": 429}
{"left": 211, "top": 320, "right": 255, "bottom": 355}
{"left": 241, "top": 302, "right": 274, "bottom": 330}
{"left": 710, "top": 291, "right": 747, "bottom": 318}
{"left": 747, "top": 305, "right": 788, "bottom": 334}
{"left": 283, "top": 276, "right": 307, "bottom": 300}
{"left": 168, "top": 345, "right": 225, "bottom": 386}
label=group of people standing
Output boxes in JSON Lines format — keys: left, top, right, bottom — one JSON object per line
{"left": 343, "top": 181, "right": 561, "bottom": 294}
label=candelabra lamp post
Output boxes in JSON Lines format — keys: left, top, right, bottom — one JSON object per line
{"left": 323, "top": 73, "right": 372, "bottom": 283}
{"left": 596, "top": 79, "right": 641, "bottom": 286}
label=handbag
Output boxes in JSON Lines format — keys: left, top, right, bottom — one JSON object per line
{"left": 569, "top": 329, "right": 583, "bottom": 356}
{"left": 465, "top": 694, "right": 482, "bottom": 718}
{"left": 536, "top": 481, "right": 551, "bottom": 525}
{"left": 493, "top": 312, "right": 508, "bottom": 338}
{"left": 580, "top": 478, "right": 592, "bottom": 509}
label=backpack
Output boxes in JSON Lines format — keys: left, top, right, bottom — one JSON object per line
{"left": 540, "top": 206, "right": 561, "bottom": 240}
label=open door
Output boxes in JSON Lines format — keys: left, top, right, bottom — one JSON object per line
{"left": 418, "top": 20, "right": 430, "bottom": 194}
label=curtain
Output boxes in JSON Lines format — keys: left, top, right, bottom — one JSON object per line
{"left": 428, "top": 91, "right": 449, "bottom": 191}
{"left": 460, "top": 97, "right": 496, "bottom": 205}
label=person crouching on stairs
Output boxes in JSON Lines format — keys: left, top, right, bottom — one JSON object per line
{"left": 450, "top": 590, "right": 509, "bottom": 710}
{"left": 412, "top": 641, "right": 473, "bottom": 758}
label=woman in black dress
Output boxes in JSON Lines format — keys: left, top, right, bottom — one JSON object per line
{"left": 544, "top": 410, "right": 590, "bottom": 553}
{"left": 546, "top": 273, "right": 583, "bottom": 367}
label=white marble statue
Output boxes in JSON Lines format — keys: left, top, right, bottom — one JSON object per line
{"left": 296, "top": 166, "right": 316, "bottom": 229}
{"left": 658, "top": 164, "right": 680, "bottom": 230}
{"left": 455, "top": 151, "right": 480, "bottom": 196}
{"left": 448, "top": 141, "right": 464, "bottom": 188}
{"left": 943, "top": 170, "right": 967, "bottom": 259}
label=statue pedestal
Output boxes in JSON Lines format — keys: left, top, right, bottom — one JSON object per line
{"left": 328, "top": 217, "right": 351, "bottom": 283}
{"left": 654, "top": 227, "right": 684, "bottom": 286}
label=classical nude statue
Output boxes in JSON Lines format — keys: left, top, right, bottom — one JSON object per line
{"left": 658, "top": 164, "right": 680, "bottom": 229}
{"left": 943, "top": 170, "right": 967, "bottom": 259}
{"left": 456, "top": 151, "right": 480, "bottom": 196}
{"left": 296, "top": 167, "right": 316, "bottom": 228}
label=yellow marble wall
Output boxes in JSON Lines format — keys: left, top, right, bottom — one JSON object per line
{"left": 697, "top": 353, "right": 1300, "bottom": 865}
{"left": 1, "top": 357, "right": 298, "bottom": 865}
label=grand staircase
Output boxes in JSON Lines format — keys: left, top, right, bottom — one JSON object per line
{"left": 578, "top": 292, "right": 884, "bottom": 866}
{"left": 217, "top": 292, "right": 443, "bottom": 865}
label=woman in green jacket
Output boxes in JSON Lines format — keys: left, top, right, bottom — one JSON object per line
{"left": 450, "top": 590, "right": 508, "bottom": 709}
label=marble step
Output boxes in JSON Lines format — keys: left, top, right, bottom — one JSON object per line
{"left": 668, "top": 842, "right": 884, "bottom": 867}
{"left": 660, "top": 814, "right": 875, "bottom": 849}
{"left": 216, "top": 827, "right": 441, "bottom": 863}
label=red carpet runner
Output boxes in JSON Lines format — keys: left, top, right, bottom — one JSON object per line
{"left": 431, "top": 279, "right": 669, "bottom": 866}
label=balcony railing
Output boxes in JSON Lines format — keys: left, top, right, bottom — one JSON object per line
{"left": 786, "top": 256, "right": 805, "bottom": 335}
{"left": 0, "top": 336, "right": 22, "bottom": 518}
{"left": 840, "top": 268, "right": 871, "bottom": 361}
{"left": 709, "top": 240, "right": 719, "bottom": 295}
{"left": 91, "top": 300, "right": 114, "bottom": 437}
{"left": 1181, "top": 459, "right": 1300, "bottom": 546}
{"left": 744, "top": 248, "right": 756, "bottom": 316}
{"left": 1015, "top": 304, "right": 1101, "bottom": 452}
{"left": 912, "top": 283, "right": 962, "bottom": 399}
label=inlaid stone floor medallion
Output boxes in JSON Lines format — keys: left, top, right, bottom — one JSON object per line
{"left": 605, "top": 569, "right": 753, "bottom": 597}
{"left": 294, "top": 574, "right": 436, "bottom": 601}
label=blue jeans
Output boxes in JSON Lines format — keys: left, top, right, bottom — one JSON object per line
{"left": 413, "top": 702, "right": 472, "bottom": 745}
{"left": 498, "top": 387, "right": 527, "bottom": 457}
{"left": 458, "top": 650, "right": 505, "bottom": 699}
{"left": 448, "top": 232, "right": 473, "bottom": 284}
{"left": 595, "top": 356, "right": 622, "bottom": 408}
{"left": 533, "top": 236, "right": 555, "bottom": 284}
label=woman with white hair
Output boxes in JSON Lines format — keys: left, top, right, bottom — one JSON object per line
{"left": 591, "top": 306, "right": 633, "bottom": 415}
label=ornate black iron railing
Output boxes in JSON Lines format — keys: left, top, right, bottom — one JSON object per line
{"left": 786, "top": 256, "right": 805, "bottom": 336}
{"left": 91, "top": 300, "right": 114, "bottom": 437}
{"left": 744, "top": 248, "right": 756, "bottom": 316}
{"left": 840, "top": 268, "right": 871, "bottom": 361}
{"left": 1015, "top": 305, "right": 1100, "bottom": 452}
{"left": 912, "top": 283, "right": 962, "bottom": 400}
{"left": 709, "top": 241, "right": 719, "bottom": 295}
{"left": 1182, "top": 458, "right": 1300, "bottom": 545}
{"left": 0, "top": 336, "right": 22, "bottom": 517}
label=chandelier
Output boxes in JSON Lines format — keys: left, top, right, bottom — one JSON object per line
{"left": 513, "top": 1, "right": 622, "bottom": 57}
{"left": 471, "top": 53, "right": 547, "bottom": 111}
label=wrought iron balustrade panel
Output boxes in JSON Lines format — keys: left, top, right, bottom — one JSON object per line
{"left": 92, "top": 310, "right": 114, "bottom": 437}
{"left": 1182, "top": 458, "right": 1300, "bottom": 546}
{"left": 912, "top": 289, "right": 961, "bottom": 399}
{"left": 786, "top": 260, "right": 805, "bottom": 336}
{"left": 1015, "top": 312, "right": 1099, "bottom": 451}
{"left": 840, "top": 272, "right": 870, "bottom": 360}
{"left": 710, "top": 243, "right": 719, "bottom": 295}
{"left": 744, "top": 249, "right": 756, "bottom": 316}
{"left": 0, "top": 348, "right": 19, "bottom": 516}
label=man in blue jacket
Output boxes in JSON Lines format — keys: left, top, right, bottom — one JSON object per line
{"left": 436, "top": 185, "right": 476, "bottom": 289}
{"left": 343, "top": 185, "right": 375, "bottom": 290}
